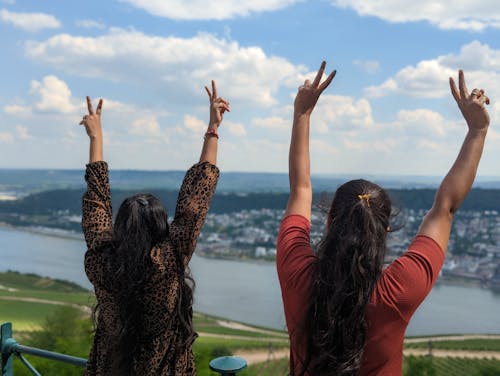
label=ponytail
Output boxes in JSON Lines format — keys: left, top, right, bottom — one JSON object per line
{"left": 300, "top": 179, "right": 391, "bottom": 376}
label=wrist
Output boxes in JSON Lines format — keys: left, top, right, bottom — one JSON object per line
{"left": 293, "top": 112, "right": 311, "bottom": 121}
{"left": 89, "top": 129, "right": 103, "bottom": 139}
{"left": 204, "top": 128, "right": 219, "bottom": 140}
{"left": 467, "top": 127, "right": 488, "bottom": 137}
{"left": 207, "top": 122, "right": 220, "bottom": 130}
{"left": 89, "top": 134, "right": 102, "bottom": 141}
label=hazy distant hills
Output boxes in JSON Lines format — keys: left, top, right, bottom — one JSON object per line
{"left": 2, "top": 187, "right": 500, "bottom": 218}
{"left": 2, "top": 168, "right": 500, "bottom": 196}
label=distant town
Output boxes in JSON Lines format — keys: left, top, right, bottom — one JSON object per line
{"left": 2, "top": 178, "right": 500, "bottom": 291}
{"left": 197, "top": 208, "right": 500, "bottom": 291}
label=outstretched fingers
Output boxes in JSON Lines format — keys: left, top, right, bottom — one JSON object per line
{"left": 319, "top": 70, "right": 336, "bottom": 92}
{"left": 86, "top": 96, "right": 94, "bottom": 115}
{"left": 96, "top": 99, "right": 103, "bottom": 115}
{"left": 211, "top": 80, "right": 217, "bottom": 100}
{"left": 312, "top": 61, "right": 326, "bottom": 88}
{"left": 449, "top": 76, "right": 460, "bottom": 103}
{"left": 205, "top": 80, "right": 218, "bottom": 101}
{"left": 458, "top": 70, "right": 469, "bottom": 99}
{"left": 205, "top": 86, "right": 212, "bottom": 100}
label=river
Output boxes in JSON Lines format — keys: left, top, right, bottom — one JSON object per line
{"left": 1, "top": 227, "right": 499, "bottom": 335}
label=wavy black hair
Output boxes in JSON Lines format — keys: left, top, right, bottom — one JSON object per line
{"left": 96, "top": 193, "right": 195, "bottom": 375}
{"left": 300, "top": 179, "right": 392, "bottom": 376}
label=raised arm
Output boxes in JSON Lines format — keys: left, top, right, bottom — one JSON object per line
{"left": 80, "top": 96, "right": 104, "bottom": 163}
{"left": 199, "top": 80, "right": 230, "bottom": 165}
{"left": 417, "top": 70, "right": 490, "bottom": 254}
{"left": 169, "top": 81, "right": 227, "bottom": 265}
{"left": 284, "top": 61, "right": 336, "bottom": 221}
{"left": 80, "top": 97, "right": 112, "bottom": 252}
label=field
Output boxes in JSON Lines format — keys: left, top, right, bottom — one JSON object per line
{"left": 1, "top": 271, "right": 500, "bottom": 376}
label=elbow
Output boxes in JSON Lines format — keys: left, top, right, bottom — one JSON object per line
{"left": 431, "top": 199, "right": 457, "bottom": 221}
{"left": 290, "top": 183, "right": 312, "bottom": 195}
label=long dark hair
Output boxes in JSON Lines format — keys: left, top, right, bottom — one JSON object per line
{"left": 301, "top": 179, "right": 392, "bottom": 376}
{"left": 98, "top": 193, "right": 195, "bottom": 374}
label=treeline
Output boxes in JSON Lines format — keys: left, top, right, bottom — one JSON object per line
{"left": 1, "top": 188, "right": 500, "bottom": 217}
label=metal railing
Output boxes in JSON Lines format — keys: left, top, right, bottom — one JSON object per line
{"left": 1, "top": 322, "right": 247, "bottom": 375}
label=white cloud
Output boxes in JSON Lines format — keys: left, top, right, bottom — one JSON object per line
{"left": 344, "top": 138, "right": 397, "bottom": 153}
{"left": 416, "top": 139, "right": 441, "bottom": 151}
{"left": 251, "top": 94, "right": 373, "bottom": 137}
{"left": 3, "top": 104, "right": 32, "bottom": 116}
{"left": 394, "top": 109, "right": 449, "bottom": 137}
{"left": 313, "top": 94, "right": 374, "bottom": 133}
{"left": 225, "top": 121, "right": 247, "bottom": 136}
{"left": 0, "top": 132, "right": 13, "bottom": 143}
{"left": 0, "top": 8, "right": 61, "bottom": 32}
{"left": 76, "top": 19, "right": 106, "bottom": 29}
{"left": 365, "top": 41, "right": 500, "bottom": 99}
{"left": 30, "top": 75, "right": 77, "bottom": 114}
{"left": 252, "top": 115, "right": 290, "bottom": 131}
{"left": 353, "top": 59, "right": 380, "bottom": 74}
{"left": 129, "top": 115, "right": 161, "bottom": 136}
{"left": 331, "top": 0, "right": 500, "bottom": 31}
{"left": 183, "top": 115, "right": 206, "bottom": 134}
{"left": 120, "top": 0, "right": 301, "bottom": 20}
{"left": 15, "top": 125, "right": 32, "bottom": 139}
{"left": 25, "top": 29, "right": 305, "bottom": 107}
{"left": 311, "top": 139, "right": 337, "bottom": 154}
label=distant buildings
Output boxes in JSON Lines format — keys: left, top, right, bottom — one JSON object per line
{"left": 197, "top": 208, "right": 500, "bottom": 289}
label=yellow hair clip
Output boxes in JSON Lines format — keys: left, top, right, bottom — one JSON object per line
{"left": 358, "top": 193, "right": 371, "bottom": 207}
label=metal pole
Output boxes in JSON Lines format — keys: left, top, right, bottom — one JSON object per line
{"left": 1, "top": 322, "right": 14, "bottom": 376}
{"left": 12, "top": 344, "right": 87, "bottom": 367}
{"left": 2, "top": 321, "right": 88, "bottom": 375}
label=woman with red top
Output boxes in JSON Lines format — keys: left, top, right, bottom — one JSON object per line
{"left": 79, "top": 81, "right": 229, "bottom": 375}
{"left": 276, "top": 62, "right": 491, "bottom": 376}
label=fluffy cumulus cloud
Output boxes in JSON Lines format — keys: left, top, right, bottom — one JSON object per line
{"left": 120, "top": 0, "right": 300, "bottom": 20}
{"left": 3, "top": 104, "right": 32, "bottom": 116}
{"left": 365, "top": 41, "right": 500, "bottom": 99}
{"left": 182, "top": 115, "right": 206, "bottom": 134}
{"left": 129, "top": 115, "right": 161, "bottom": 136}
{"left": 313, "top": 94, "right": 373, "bottom": 134}
{"left": 225, "top": 121, "right": 247, "bottom": 136}
{"left": 252, "top": 115, "right": 290, "bottom": 131}
{"left": 30, "top": 75, "right": 77, "bottom": 114}
{"left": 0, "top": 8, "right": 61, "bottom": 32}
{"left": 250, "top": 93, "right": 373, "bottom": 137}
{"left": 393, "top": 109, "right": 451, "bottom": 138}
{"left": 331, "top": 0, "right": 500, "bottom": 31}
{"left": 25, "top": 29, "right": 305, "bottom": 107}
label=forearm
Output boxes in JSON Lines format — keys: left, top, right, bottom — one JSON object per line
{"left": 199, "top": 124, "right": 218, "bottom": 165}
{"left": 89, "top": 133, "right": 103, "bottom": 163}
{"left": 435, "top": 128, "right": 487, "bottom": 213}
{"left": 82, "top": 161, "right": 113, "bottom": 250}
{"left": 289, "top": 113, "right": 312, "bottom": 192}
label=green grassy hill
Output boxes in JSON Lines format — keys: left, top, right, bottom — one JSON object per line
{"left": 2, "top": 271, "right": 500, "bottom": 376}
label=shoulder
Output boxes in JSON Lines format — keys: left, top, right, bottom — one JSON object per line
{"left": 374, "top": 235, "right": 445, "bottom": 320}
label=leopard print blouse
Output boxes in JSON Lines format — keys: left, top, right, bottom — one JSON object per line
{"left": 82, "top": 161, "right": 219, "bottom": 375}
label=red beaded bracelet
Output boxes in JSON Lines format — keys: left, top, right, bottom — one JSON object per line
{"left": 204, "top": 129, "right": 219, "bottom": 139}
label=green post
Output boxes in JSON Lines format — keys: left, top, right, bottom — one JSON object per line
{"left": 1, "top": 322, "right": 14, "bottom": 376}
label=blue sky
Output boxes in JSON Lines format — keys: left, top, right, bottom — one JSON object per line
{"left": 1, "top": 0, "right": 500, "bottom": 176}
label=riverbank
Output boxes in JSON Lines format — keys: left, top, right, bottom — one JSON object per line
{"left": 2, "top": 223, "right": 496, "bottom": 292}
{"left": 0, "top": 222, "right": 83, "bottom": 241}
{"left": 2, "top": 225, "right": 500, "bottom": 334}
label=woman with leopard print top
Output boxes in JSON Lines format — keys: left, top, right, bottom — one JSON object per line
{"left": 80, "top": 81, "right": 229, "bottom": 375}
